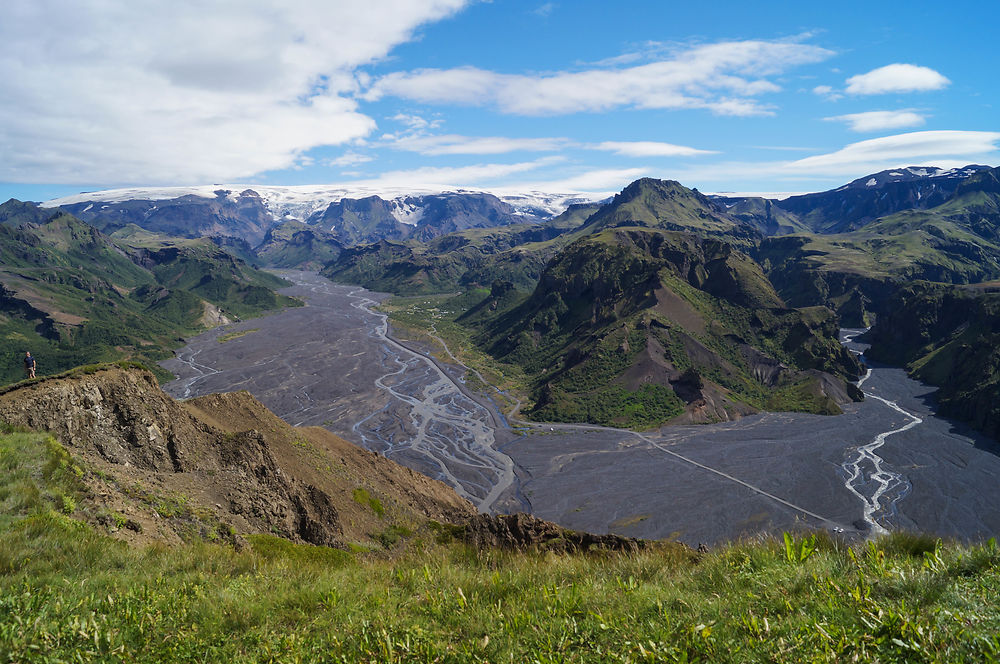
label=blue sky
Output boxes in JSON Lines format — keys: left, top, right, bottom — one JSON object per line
{"left": 2, "top": 1, "right": 998, "bottom": 202}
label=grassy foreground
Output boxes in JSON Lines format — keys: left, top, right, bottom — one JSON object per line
{"left": 3, "top": 430, "right": 1000, "bottom": 662}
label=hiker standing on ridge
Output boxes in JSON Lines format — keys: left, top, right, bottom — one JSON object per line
{"left": 23, "top": 351, "right": 36, "bottom": 379}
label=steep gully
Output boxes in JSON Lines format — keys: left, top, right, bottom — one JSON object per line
{"left": 163, "top": 272, "right": 1000, "bottom": 542}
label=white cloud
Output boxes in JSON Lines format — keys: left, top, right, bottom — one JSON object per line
{"left": 365, "top": 38, "right": 834, "bottom": 116}
{"left": 825, "top": 110, "right": 926, "bottom": 132}
{"left": 845, "top": 64, "right": 950, "bottom": 95}
{"left": 533, "top": 3, "right": 556, "bottom": 17}
{"left": 507, "top": 168, "right": 652, "bottom": 193}
{"left": 812, "top": 84, "right": 843, "bottom": 101}
{"left": 782, "top": 130, "right": 1000, "bottom": 177}
{"left": 388, "top": 134, "right": 571, "bottom": 155}
{"left": 0, "top": 0, "right": 471, "bottom": 185}
{"left": 593, "top": 141, "right": 717, "bottom": 157}
{"left": 328, "top": 152, "right": 374, "bottom": 167}
{"left": 672, "top": 130, "right": 1000, "bottom": 184}
{"left": 346, "top": 156, "right": 566, "bottom": 189}
{"left": 390, "top": 113, "right": 442, "bottom": 131}
{"left": 540, "top": 168, "right": 652, "bottom": 191}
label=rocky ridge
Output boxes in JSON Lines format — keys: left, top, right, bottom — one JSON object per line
{"left": 0, "top": 365, "right": 475, "bottom": 548}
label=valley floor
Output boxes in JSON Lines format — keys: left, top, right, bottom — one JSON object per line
{"left": 162, "top": 272, "right": 1000, "bottom": 545}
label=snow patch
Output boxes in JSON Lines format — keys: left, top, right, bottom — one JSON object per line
{"left": 866, "top": 178, "right": 878, "bottom": 187}
{"left": 390, "top": 200, "right": 424, "bottom": 226}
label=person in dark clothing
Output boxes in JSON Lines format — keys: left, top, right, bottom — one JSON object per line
{"left": 23, "top": 351, "right": 36, "bottom": 379}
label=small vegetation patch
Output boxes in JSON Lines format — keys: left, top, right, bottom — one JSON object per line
{"left": 217, "top": 328, "right": 260, "bottom": 343}
{"left": 352, "top": 486, "right": 386, "bottom": 518}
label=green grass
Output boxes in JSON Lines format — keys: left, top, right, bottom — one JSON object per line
{"left": 352, "top": 487, "right": 386, "bottom": 518}
{"left": 3, "top": 428, "right": 1000, "bottom": 661}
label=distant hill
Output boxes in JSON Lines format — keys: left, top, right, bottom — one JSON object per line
{"left": 574, "top": 178, "right": 756, "bottom": 246}
{"left": 60, "top": 189, "right": 276, "bottom": 245}
{"left": 774, "top": 165, "right": 990, "bottom": 234}
{"left": 757, "top": 166, "right": 1000, "bottom": 324}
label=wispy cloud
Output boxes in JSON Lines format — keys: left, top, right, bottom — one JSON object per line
{"left": 345, "top": 156, "right": 567, "bottom": 189}
{"left": 507, "top": 168, "right": 652, "bottom": 193}
{"left": 592, "top": 141, "right": 717, "bottom": 157}
{"left": 673, "top": 130, "right": 1000, "bottom": 184}
{"left": 327, "top": 152, "right": 374, "bottom": 167}
{"left": 365, "top": 38, "right": 834, "bottom": 116}
{"left": 387, "top": 134, "right": 571, "bottom": 155}
{"left": 383, "top": 133, "right": 716, "bottom": 158}
{"left": 812, "top": 84, "right": 843, "bottom": 101}
{"left": 825, "top": 109, "right": 926, "bottom": 132}
{"left": 846, "top": 64, "right": 950, "bottom": 95}
{"left": 533, "top": 3, "right": 556, "bottom": 17}
{"left": 785, "top": 130, "right": 997, "bottom": 174}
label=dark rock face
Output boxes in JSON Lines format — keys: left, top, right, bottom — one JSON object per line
{"left": 313, "top": 192, "right": 532, "bottom": 246}
{"left": 463, "top": 513, "right": 645, "bottom": 553}
{"left": 314, "top": 196, "right": 411, "bottom": 245}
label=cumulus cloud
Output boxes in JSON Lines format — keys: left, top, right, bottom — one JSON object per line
{"left": 365, "top": 38, "right": 834, "bottom": 116}
{"left": 593, "top": 141, "right": 717, "bottom": 157}
{"left": 825, "top": 110, "right": 926, "bottom": 132}
{"left": 845, "top": 64, "right": 950, "bottom": 95}
{"left": 0, "top": 0, "right": 471, "bottom": 184}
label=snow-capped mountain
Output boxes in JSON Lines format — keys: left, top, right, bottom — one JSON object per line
{"left": 43, "top": 184, "right": 606, "bottom": 227}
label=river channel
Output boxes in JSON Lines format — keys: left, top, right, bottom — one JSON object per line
{"left": 162, "top": 271, "right": 1000, "bottom": 545}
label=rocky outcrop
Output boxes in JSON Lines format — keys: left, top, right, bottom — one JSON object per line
{"left": 463, "top": 513, "right": 645, "bottom": 553}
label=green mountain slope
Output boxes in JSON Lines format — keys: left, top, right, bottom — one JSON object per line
{"left": 322, "top": 223, "right": 573, "bottom": 295}
{"left": 574, "top": 179, "right": 756, "bottom": 246}
{"left": 254, "top": 220, "right": 344, "bottom": 269}
{"left": 757, "top": 166, "right": 1000, "bottom": 324}
{"left": 865, "top": 281, "right": 1000, "bottom": 441}
{"left": 468, "top": 228, "right": 861, "bottom": 428}
{"left": 0, "top": 201, "right": 299, "bottom": 385}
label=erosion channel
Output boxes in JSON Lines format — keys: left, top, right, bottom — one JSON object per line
{"left": 162, "top": 271, "right": 1000, "bottom": 545}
